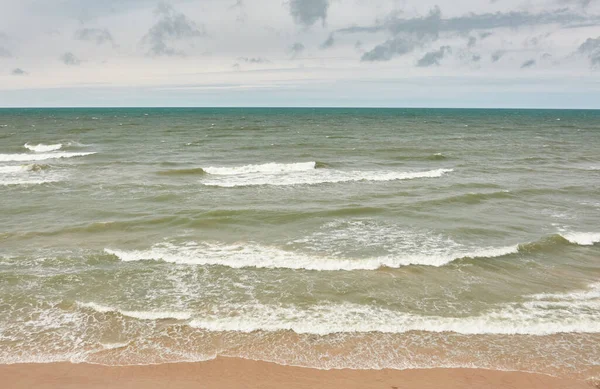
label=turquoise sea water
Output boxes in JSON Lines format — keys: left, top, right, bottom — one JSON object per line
{"left": 0, "top": 108, "right": 599, "bottom": 378}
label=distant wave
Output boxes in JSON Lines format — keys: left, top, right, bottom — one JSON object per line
{"left": 74, "top": 283, "right": 600, "bottom": 336}
{"left": 157, "top": 167, "right": 207, "bottom": 176}
{"left": 0, "top": 164, "right": 50, "bottom": 174}
{"left": 24, "top": 143, "right": 62, "bottom": 152}
{"left": 200, "top": 161, "right": 453, "bottom": 187}
{"left": 204, "top": 161, "right": 318, "bottom": 175}
{"left": 0, "top": 152, "right": 95, "bottom": 162}
{"left": 0, "top": 163, "right": 57, "bottom": 186}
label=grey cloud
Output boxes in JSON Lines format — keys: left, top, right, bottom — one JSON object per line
{"left": 290, "top": 42, "right": 305, "bottom": 57}
{"left": 340, "top": 6, "right": 599, "bottom": 62}
{"left": 361, "top": 38, "right": 414, "bottom": 61}
{"left": 237, "top": 57, "right": 269, "bottom": 64}
{"left": 342, "top": 7, "right": 597, "bottom": 37}
{"left": 468, "top": 36, "right": 476, "bottom": 47}
{"left": 11, "top": 68, "right": 27, "bottom": 76}
{"left": 578, "top": 36, "right": 600, "bottom": 66}
{"left": 491, "top": 50, "right": 505, "bottom": 62}
{"left": 142, "top": 2, "right": 206, "bottom": 56}
{"left": 75, "top": 28, "right": 115, "bottom": 46}
{"left": 479, "top": 31, "right": 493, "bottom": 39}
{"left": 417, "top": 45, "right": 451, "bottom": 67}
{"left": 61, "top": 52, "right": 81, "bottom": 65}
{"left": 289, "top": 0, "right": 329, "bottom": 27}
{"left": 320, "top": 34, "right": 334, "bottom": 49}
{"left": 559, "top": 0, "right": 592, "bottom": 7}
{"left": 521, "top": 59, "right": 536, "bottom": 68}
{"left": 0, "top": 47, "right": 11, "bottom": 57}
{"left": 472, "top": 54, "right": 481, "bottom": 62}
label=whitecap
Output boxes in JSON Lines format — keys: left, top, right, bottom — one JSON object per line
{"left": 561, "top": 232, "right": 600, "bottom": 246}
{"left": 24, "top": 143, "right": 62, "bottom": 152}
{"left": 0, "top": 152, "right": 95, "bottom": 162}
{"left": 202, "top": 165, "right": 453, "bottom": 187}
{"left": 104, "top": 241, "right": 517, "bottom": 271}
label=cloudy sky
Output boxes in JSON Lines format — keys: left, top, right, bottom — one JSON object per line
{"left": 0, "top": 0, "right": 599, "bottom": 108}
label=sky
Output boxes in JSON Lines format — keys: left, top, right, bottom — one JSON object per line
{"left": 0, "top": 0, "right": 599, "bottom": 108}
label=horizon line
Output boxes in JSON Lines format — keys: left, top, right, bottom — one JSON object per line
{"left": 1, "top": 106, "right": 599, "bottom": 110}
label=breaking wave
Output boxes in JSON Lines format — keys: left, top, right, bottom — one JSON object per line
{"left": 74, "top": 283, "right": 600, "bottom": 336}
{"left": 24, "top": 143, "right": 62, "bottom": 152}
{"left": 104, "top": 242, "right": 517, "bottom": 271}
{"left": 200, "top": 161, "right": 453, "bottom": 187}
{"left": 0, "top": 152, "right": 96, "bottom": 162}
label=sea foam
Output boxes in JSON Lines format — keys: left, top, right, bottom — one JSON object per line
{"left": 24, "top": 143, "right": 62, "bottom": 152}
{"left": 76, "top": 302, "right": 192, "bottom": 321}
{"left": 204, "top": 161, "right": 317, "bottom": 175}
{"left": 72, "top": 282, "right": 600, "bottom": 336}
{"left": 104, "top": 241, "right": 517, "bottom": 271}
{"left": 201, "top": 161, "right": 453, "bottom": 187}
{"left": 562, "top": 232, "right": 600, "bottom": 246}
{"left": 0, "top": 163, "right": 58, "bottom": 186}
{"left": 0, "top": 152, "right": 95, "bottom": 162}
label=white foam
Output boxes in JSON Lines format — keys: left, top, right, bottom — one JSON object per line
{"left": 204, "top": 161, "right": 316, "bottom": 175}
{"left": 68, "top": 284, "right": 600, "bottom": 336}
{"left": 562, "top": 232, "right": 600, "bottom": 246}
{"left": 0, "top": 164, "right": 46, "bottom": 174}
{"left": 529, "top": 282, "right": 600, "bottom": 301}
{"left": 0, "top": 164, "right": 60, "bottom": 186}
{"left": 0, "top": 152, "right": 95, "bottom": 162}
{"left": 0, "top": 166, "right": 27, "bottom": 174}
{"left": 202, "top": 166, "right": 453, "bottom": 187}
{"left": 187, "top": 284, "right": 600, "bottom": 335}
{"left": 105, "top": 241, "right": 517, "bottom": 271}
{"left": 76, "top": 302, "right": 192, "bottom": 321}
{"left": 24, "top": 143, "right": 62, "bottom": 152}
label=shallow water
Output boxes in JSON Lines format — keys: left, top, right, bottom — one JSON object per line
{"left": 0, "top": 108, "right": 599, "bottom": 378}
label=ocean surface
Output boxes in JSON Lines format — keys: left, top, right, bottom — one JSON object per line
{"left": 0, "top": 108, "right": 599, "bottom": 378}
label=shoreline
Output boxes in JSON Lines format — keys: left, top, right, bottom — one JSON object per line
{"left": 1, "top": 357, "right": 593, "bottom": 389}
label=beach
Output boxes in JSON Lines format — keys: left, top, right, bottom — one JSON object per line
{"left": 0, "top": 358, "right": 593, "bottom": 389}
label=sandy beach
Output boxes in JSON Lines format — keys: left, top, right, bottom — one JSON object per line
{"left": 0, "top": 357, "right": 593, "bottom": 389}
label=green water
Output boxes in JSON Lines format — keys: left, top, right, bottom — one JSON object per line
{"left": 0, "top": 108, "right": 599, "bottom": 377}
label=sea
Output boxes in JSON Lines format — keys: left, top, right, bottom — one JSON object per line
{"left": 0, "top": 108, "right": 599, "bottom": 379}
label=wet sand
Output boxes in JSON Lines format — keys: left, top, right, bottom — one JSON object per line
{"left": 0, "top": 357, "right": 593, "bottom": 389}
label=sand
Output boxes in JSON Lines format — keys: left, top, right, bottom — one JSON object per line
{"left": 0, "top": 357, "right": 593, "bottom": 389}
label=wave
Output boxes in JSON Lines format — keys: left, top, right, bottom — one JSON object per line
{"left": 0, "top": 152, "right": 95, "bottom": 162}
{"left": 157, "top": 167, "right": 207, "bottom": 176}
{"left": 73, "top": 283, "right": 600, "bottom": 336}
{"left": 186, "top": 292, "right": 600, "bottom": 335}
{"left": 562, "top": 232, "right": 600, "bottom": 246}
{"left": 104, "top": 230, "right": 598, "bottom": 271}
{"left": 0, "top": 163, "right": 58, "bottom": 186}
{"left": 104, "top": 242, "right": 518, "bottom": 271}
{"left": 204, "top": 161, "right": 318, "bottom": 175}
{"left": 76, "top": 302, "right": 192, "bottom": 321}
{"left": 0, "top": 164, "right": 50, "bottom": 174}
{"left": 415, "top": 190, "right": 513, "bottom": 206}
{"left": 24, "top": 143, "right": 62, "bottom": 152}
{"left": 201, "top": 165, "right": 453, "bottom": 187}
